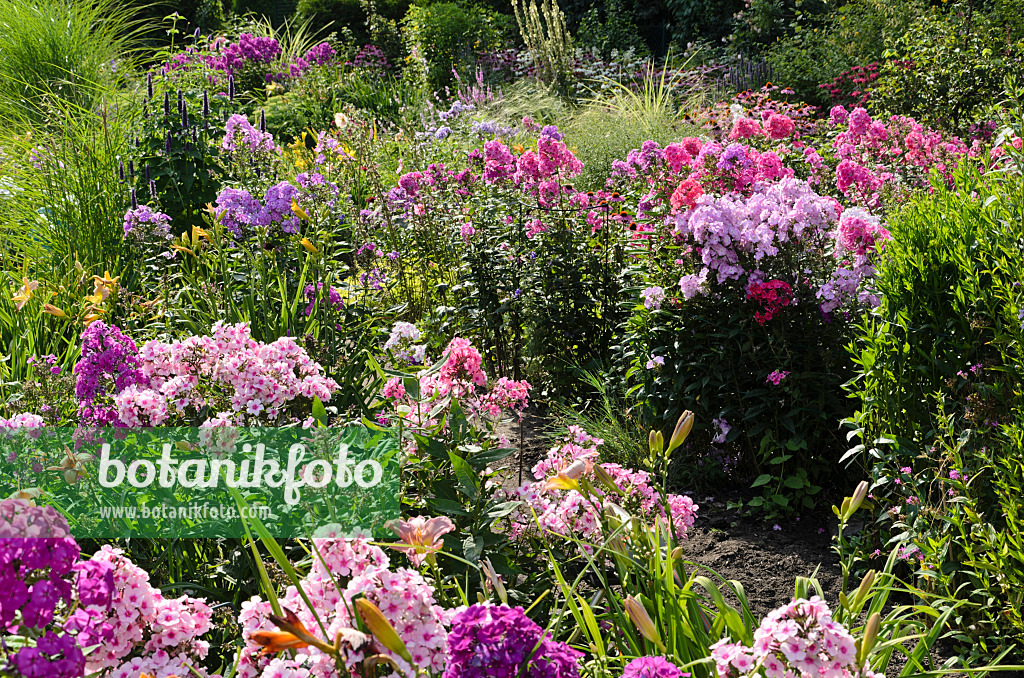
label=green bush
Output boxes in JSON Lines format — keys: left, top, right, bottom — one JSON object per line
{"left": 765, "top": 0, "right": 921, "bottom": 107}
{"left": 870, "top": 7, "right": 1024, "bottom": 133}
{"left": 294, "top": 0, "right": 367, "bottom": 40}
{"left": 402, "top": 2, "right": 505, "bottom": 91}
{"left": 575, "top": 0, "right": 649, "bottom": 59}
{"left": 843, "top": 140, "right": 1024, "bottom": 657}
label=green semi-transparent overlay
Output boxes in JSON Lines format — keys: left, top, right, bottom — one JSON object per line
{"left": 1, "top": 426, "right": 400, "bottom": 538}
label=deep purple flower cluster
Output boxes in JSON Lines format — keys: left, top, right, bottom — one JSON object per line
{"left": 303, "top": 283, "right": 343, "bottom": 316}
{"left": 73, "top": 322, "right": 146, "bottom": 426}
{"left": 443, "top": 604, "right": 581, "bottom": 678}
{"left": 9, "top": 631, "right": 84, "bottom": 678}
{"left": 0, "top": 499, "right": 109, "bottom": 678}
{"left": 347, "top": 44, "right": 388, "bottom": 71}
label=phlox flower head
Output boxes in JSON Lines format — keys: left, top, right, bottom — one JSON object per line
{"left": 764, "top": 114, "right": 795, "bottom": 140}
{"left": 444, "top": 604, "right": 581, "bottom": 678}
{"left": 622, "top": 657, "right": 688, "bottom": 678}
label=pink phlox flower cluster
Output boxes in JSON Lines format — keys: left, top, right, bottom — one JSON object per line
{"left": 710, "top": 596, "right": 882, "bottom": 678}
{"left": 118, "top": 322, "right": 338, "bottom": 426}
{"left": 222, "top": 113, "right": 276, "bottom": 153}
{"left": 729, "top": 117, "right": 765, "bottom": 140}
{"left": 434, "top": 337, "right": 487, "bottom": 399}
{"left": 504, "top": 427, "right": 698, "bottom": 544}
{"left": 86, "top": 545, "right": 216, "bottom": 678}
{"left": 235, "top": 537, "right": 452, "bottom": 678}
{"left": 836, "top": 208, "right": 890, "bottom": 256}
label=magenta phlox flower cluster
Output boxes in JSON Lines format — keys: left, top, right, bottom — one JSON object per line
{"left": 115, "top": 321, "right": 337, "bottom": 426}
{"left": 710, "top": 596, "right": 882, "bottom": 678}
{"left": 443, "top": 604, "right": 581, "bottom": 678}
{"left": 504, "top": 426, "right": 698, "bottom": 543}
{"left": 74, "top": 322, "right": 147, "bottom": 427}
{"left": 0, "top": 500, "right": 117, "bottom": 678}
{"left": 622, "top": 656, "right": 688, "bottom": 678}
{"left": 235, "top": 537, "right": 452, "bottom": 678}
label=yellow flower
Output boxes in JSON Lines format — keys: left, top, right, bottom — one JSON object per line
{"left": 12, "top": 278, "right": 39, "bottom": 311}
{"left": 300, "top": 237, "right": 318, "bottom": 253}
{"left": 291, "top": 200, "right": 310, "bottom": 221}
{"left": 42, "top": 304, "right": 67, "bottom": 318}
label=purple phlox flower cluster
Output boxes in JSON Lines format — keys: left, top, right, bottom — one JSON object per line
{"left": 222, "top": 113, "right": 275, "bottom": 153}
{"left": 122, "top": 205, "right": 172, "bottom": 241}
{"left": 710, "top": 596, "right": 883, "bottom": 678}
{"left": 214, "top": 182, "right": 302, "bottom": 236}
{"left": 646, "top": 354, "right": 665, "bottom": 370}
{"left": 472, "top": 120, "right": 516, "bottom": 138}
{"left": 438, "top": 100, "right": 474, "bottom": 121}
{"left": 209, "top": 34, "right": 281, "bottom": 76}
{"left": 641, "top": 286, "right": 666, "bottom": 310}
{"left": 74, "top": 321, "right": 147, "bottom": 426}
{"left": 284, "top": 42, "right": 337, "bottom": 77}
{"left": 712, "top": 417, "right": 731, "bottom": 444}
{"left": 671, "top": 177, "right": 840, "bottom": 288}
{"left": 302, "top": 283, "right": 343, "bottom": 317}
{"left": 359, "top": 268, "right": 387, "bottom": 291}
{"left": 443, "top": 604, "right": 582, "bottom": 678}
{"left": 384, "top": 322, "right": 426, "bottom": 365}
{"left": 766, "top": 370, "right": 790, "bottom": 385}
{"left": 0, "top": 499, "right": 110, "bottom": 678}
{"left": 622, "top": 656, "right": 688, "bottom": 678}
{"left": 347, "top": 44, "right": 388, "bottom": 71}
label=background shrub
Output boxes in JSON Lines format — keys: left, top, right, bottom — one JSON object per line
{"left": 870, "top": 7, "right": 1024, "bottom": 133}
{"left": 403, "top": 2, "right": 507, "bottom": 91}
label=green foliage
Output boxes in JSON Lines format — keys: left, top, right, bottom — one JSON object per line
{"left": 870, "top": 6, "right": 1024, "bottom": 133}
{"left": 575, "top": 0, "right": 649, "bottom": 59}
{"left": 843, "top": 112, "right": 1024, "bottom": 655}
{"left": 569, "top": 65, "right": 702, "bottom": 190}
{"left": 294, "top": 0, "right": 366, "bottom": 40}
{"left": 0, "top": 0, "right": 141, "bottom": 124}
{"left": 619, "top": 286, "right": 850, "bottom": 514}
{"left": 402, "top": 2, "right": 505, "bottom": 91}
{"left": 765, "top": 0, "right": 922, "bottom": 107}
{"left": 664, "top": 0, "right": 744, "bottom": 49}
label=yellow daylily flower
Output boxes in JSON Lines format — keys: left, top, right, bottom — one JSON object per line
{"left": 42, "top": 304, "right": 67, "bottom": 318}
{"left": 300, "top": 238, "right": 318, "bottom": 253}
{"left": 12, "top": 278, "right": 39, "bottom": 311}
{"left": 291, "top": 200, "right": 310, "bottom": 221}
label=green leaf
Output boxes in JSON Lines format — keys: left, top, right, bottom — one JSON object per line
{"left": 751, "top": 474, "right": 773, "bottom": 488}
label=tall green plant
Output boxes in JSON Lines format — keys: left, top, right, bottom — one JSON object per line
{"left": 0, "top": 0, "right": 141, "bottom": 123}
